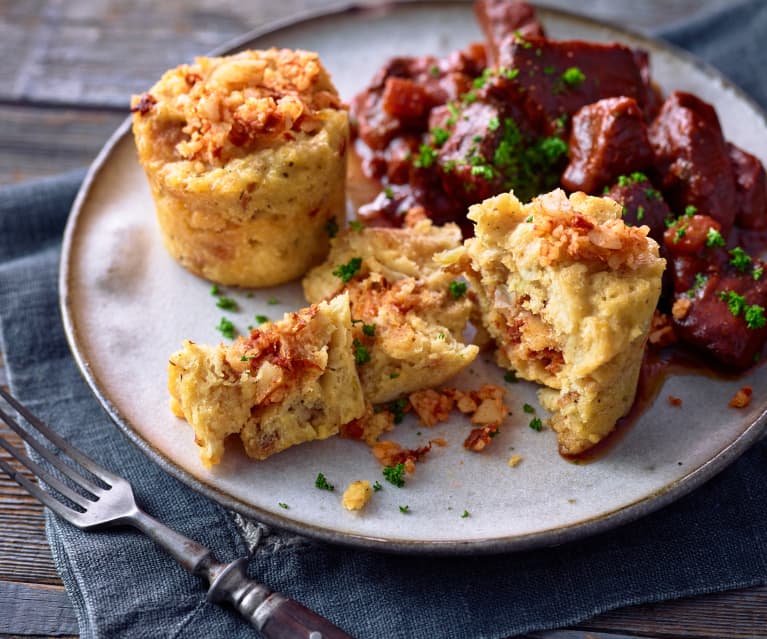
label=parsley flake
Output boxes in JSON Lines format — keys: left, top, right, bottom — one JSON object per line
{"left": 561, "top": 66, "right": 586, "bottom": 87}
{"left": 461, "top": 510, "right": 470, "bottom": 518}
{"left": 745, "top": 304, "right": 766, "bottom": 329}
{"left": 449, "top": 280, "right": 468, "bottom": 299}
{"left": 383, "top": 463, "right": 406, "bottom": 487}
{"left": 529, "top": 417, "right": 543, "bottom": 431}
{"left": 503, "top": 370, "right": 518, "bottom": 384}
{"left": 685, "top": 204, "right": 698, "bottom": 217}
{"left": 687, "top": 273, "right": 708, "bottom": 298}
{"left": 278, "top": 502, "right": 289, "bottom": 509}
{"left": 729, "top": 247, "right": 752, "bottom": 272}
{"left": 388, "top": 398, "right": 408, "bottom": 424}
{"left": 349, "top": 220, "right": 364, "bottom": 233}
{"left": 432, "top": 127, "right": 450, "bottom": 146}
{"left": 373, "top": 481, "right": 383, "bottom": 492}
{"left": 399, "top": 505, "right": 410, "bottom": 514}
{"left": 705, "top": 227, "right": 725, "bottom": 248}
{"left": 216, "top": 296, "right": 237, "bottom": 311}
{"left": 315, "top": 472, "right": 335, "bottom": 491}
{"left": 636, "top": 205, "right": 645, "bottom": 221}
{"left": 255, "top": 314, "right": 269, "bottom": 324}
{"left": 718, "top": 290, "right": 747, "bottom": 317}
{"left": 333, "top": 257, "right": 363, "bottom": 283}
{"left": 210, "top": 284, "right": 221, "bottom": 296}
{"left": 754, "top": 266, "right": 764, "bottom": 281}
{"left": 414, "top": 144, "right": 438, "bottom": 169}
{"left": 216, "top": 317, "right": 235, "bottom": 340}
{"left": 523, "top": 403, "right": 535, "bottom": 414}
{"left": 353, "top": 339, "right": 371, "bottom": 365}
{"left": 267, "top": 297, "right": 279, "bottom": 305}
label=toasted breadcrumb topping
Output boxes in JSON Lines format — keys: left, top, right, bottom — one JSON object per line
{"left": 729, "top": 385, "right": 753, "bottom": 408}
{"left": 648, "top": 311, "right": 678, "bottom": 348}
{"left": 507, "top": 454, "right": 523, "bottom": 468}
{"left": 131, "top": 49, "right": 343, "bottom": 165}
{"left": 342, "top": 480, "right": 373, "bottom": 511}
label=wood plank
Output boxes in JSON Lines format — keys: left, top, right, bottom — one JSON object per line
{"left": 0, "top": 582, "right": 78, "bottom": 637}
{"left": 0, "top": 105, "right": 122, "bottom": 184}
{"left": 0, "top": 0, "right": 736, "bottom": 109}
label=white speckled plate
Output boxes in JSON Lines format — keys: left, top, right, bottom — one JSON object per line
{"left": 61, "top": 2, "right": 767, "bottom": 554}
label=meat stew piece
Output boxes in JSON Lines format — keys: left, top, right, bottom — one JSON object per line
{"left": 648, "top": 91, "right": 738, "bottom": 235}
{"left": 562, "top": 97, "right": 653, "bottom": 194}
{"left": 474, "top": 0, "right": 544, "bottom": 66}
{"left": 495, "top": 37, "right": 649, "bottom": 136}
{"left": 664, "top": 215, "right": 767, "bottom": 369}
{"left": 729, "top": 142, "right": 767, "bottom": 230}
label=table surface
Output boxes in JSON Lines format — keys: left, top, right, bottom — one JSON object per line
{"left": 2, "top": 1, "right": 767, "bottom": 638}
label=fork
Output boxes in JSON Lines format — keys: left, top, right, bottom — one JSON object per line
{"left": 0, "top": 386, "right": 354, "bottom": 639}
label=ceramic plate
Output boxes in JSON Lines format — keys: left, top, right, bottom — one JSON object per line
{"left": 61, "top": 2, "right": 767, "bottom": 554}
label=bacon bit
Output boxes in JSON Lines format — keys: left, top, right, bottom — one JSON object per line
{"left": 648, "top": 311, "right": 678, "bottom": 348}
{"left": 729, "top": 385, "right": 753, "bottom": 409}
{"left": 667, "top": 395, "right": 683, "bottom": 407}
{"left": 371, "top": 440, "right": 432, "bottom": 472}
{"left": 340, "top": 403, "right": 394, "bottom": 445}
{"left": 409, "top": 389, "right": 454, "bottom": 426}
{"left": 130, "top": 93, "right": 157, "bottom": 115}
{"left": 463, "top": 424, "right": 499, "bottom": 452}
{"left": 671, "top": 297, "right": 692, "bottom": 321}
{"left": 507, "top": 454, "right": 523, "bottom": 467}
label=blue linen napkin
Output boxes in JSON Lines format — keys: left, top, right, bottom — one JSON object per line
{"left": 2, "top": 2, "right": 767, "bottom": 638}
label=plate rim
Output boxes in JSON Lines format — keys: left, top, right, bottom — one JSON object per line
{"left": 59, "top": 0, "right": 767, "bottom": 555}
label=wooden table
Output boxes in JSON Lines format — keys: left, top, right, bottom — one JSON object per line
{"left": 1, "top": 1, "right": 766, "bottom": 637}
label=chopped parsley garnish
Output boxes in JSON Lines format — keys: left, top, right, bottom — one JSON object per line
{"left": 388, "top": 398, "right": 408, "bottom": 424}
{"left": 636, "top": 205, "right": 645, "bottom": 221}
{"left": 216, "top": 296, "right": 237, "bottom": 311}
{"left": 449, "top": 280, "right": 468, "bottom": 299}
{"left": 705, "top": 228, "right": 726, "bottom": 248}
{"left": 718, "top": 290, "right": 747, "bottom": 317}
{"left": 500, "top": 67, "right": 519, "bottom": 80}
{"left": 529, "top": 417, "right": 543, "bottom": 431}
{"left": 754, "top": 266, "right": 764, "bottom": 280}
{"left": 665, "top": 215, "right": 677, "bottom": 228}
{"left": 210, "top": 284, "right": 221, "bottom": 296}
{"left": 383, "top": 186, "right": 394, "bottom": 199}
{"left": 278, "top": 502, "right": 289, "bottom": 509}
{"left": 399, "top": 505, "right": 410, "bottom": 514}
{"left": 267, "top": 297, "right": 279, "bottom": 305}
{"left": 360, "top": 322, "right": 376, "bottom": 337}
{"left": 333, "top": 257, "right": 363, "bottom": 283}
{"left": 383, "top": 462, "right": 406, "bottom": 487}
{"left": 353, "top": 339, "right": 371, "bottom": 365}
{"left": 673, "top": 224, "right": 687, "bottom": 243}
{"left": 561, "top": 66, "right": 586, "bottom": 87}
{"left": 645, "top": 187, "right": 662, "bottom": 200}
{"left": 488, "top": 116, "right": 500, "bottom": 131}
{"left": 687, "top": 273, "right": 708, "bottom": 298}
{"left": 522, "top": 403, "right": 535, "bottom": 414}
{"left": 543, "top": 65, "right": 556, "bottom": 75}
{"left": 525, "top": 215, "right": 534, "bottom": 223}
{"left": 373, "top": 481, "right": 383, "bottom": 492}
{"left": 462, "top": 90, "right": 478, "bottom": 104}
{"left": 349, "top": 220, "right": 365, "bottom": 233}
{"left": 461, "top": 510, "right": 470, "bottom": 518}
{"left": 684, "top": 204, "right": 698, "bottom": 217}
{"left": 429, "top": 64, "right": 440, "bottom": 77}
{"left": 255, "top": 314, "right": 269, "bottom": 324}
{"left": 745, "top": 304, "right": 766, "bottom": 329}
{"left": 389, "top": 372, "right": 400, "bottom": 379}
{"left": 617, "top": 175, "right": 632, "bottom": 187}
{"left": 325, "top": 219, "right": 338, "bottom": 238}
{"left": 503, "top": 370, "right": 518, "bottom": 384}
{"left": 240, "top": 355, "right": 252, "bottom": 362}
{"left": 315, "top": 473, "right": 335, "bottom": 491}
{"left": 471, "top": 164, "right": 495, "bottom": 179}
{"left": 414, "top": 144, "right": 438, "bottom": 169}
{"left": 432, "top": 127, "right": 450, "bottom": 146}
{"left": 216, "top": 317, "right": 235, "bottom": 340}
{"left": 729, "top": 247, "right": 752, "bottom": 272}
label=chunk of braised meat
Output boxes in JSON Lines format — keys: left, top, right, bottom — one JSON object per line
{"left": 648, "top": 91, "right": 738, "bottom": 236}
{"left": 474, "top": 0, "right": 544, "bottom": 66}
{"left": 606, "top": 172, "right": 673, "bottom": 298}
{"left": 664, "top": 214, "right": 767, "bottom": 369}
{"left": 632, "top": 49, "right": 662, "bottom": 121}
{"left": 436, "top": 100, "right": 509, "bottom": 208}
{"left": 495, "top": 37, "right": 649, "bottom": 136}
{"left": 605, "top": 173, "right": 670, "bottom": 242}
{"left": 351, "top": 53, "right": 480, "bottom": 152}
{"left": 728, "top": 142, "right": 767, "bottom": 230}
{"left": 562, "top": 97, "right": 653, "bottom": 194}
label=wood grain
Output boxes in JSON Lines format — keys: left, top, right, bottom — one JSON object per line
{"left": 1, "top": 1, "right": 766, "bottom": 638}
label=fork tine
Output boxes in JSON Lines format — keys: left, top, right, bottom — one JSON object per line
{"left": 0, "top": 429, "right": 95, "bottom": 510}
{"left": 0, "top": 386, "right": 121, "bottom": 486}
{"left": 0, "top": 403, "right": 105, "bottom": 497}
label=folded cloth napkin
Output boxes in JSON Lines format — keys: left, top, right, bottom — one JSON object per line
{"left": 2, "top": 2, "right": 767, "bottom": 638}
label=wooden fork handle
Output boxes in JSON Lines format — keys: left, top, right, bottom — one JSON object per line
{"left": 207, "top": 558, "right": 355, "bottom": 639}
